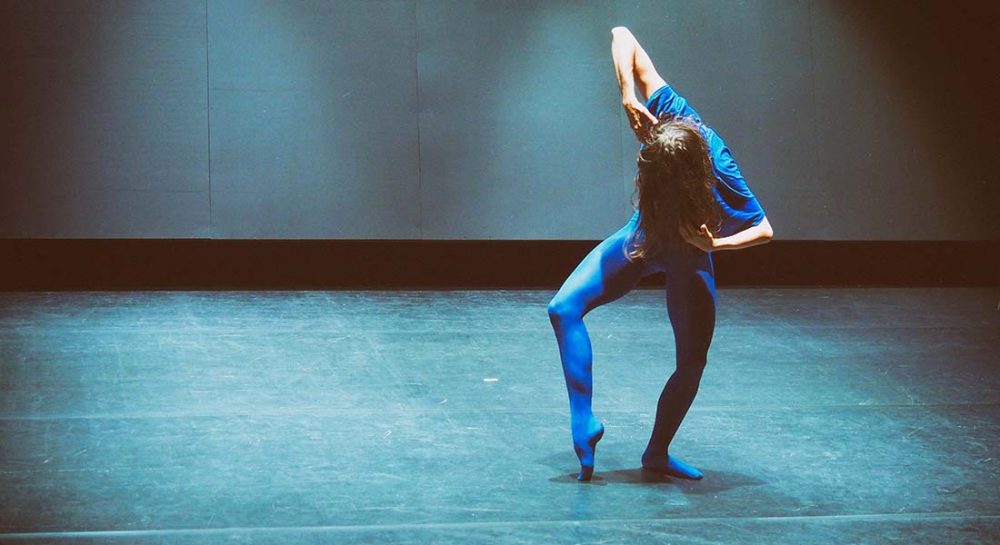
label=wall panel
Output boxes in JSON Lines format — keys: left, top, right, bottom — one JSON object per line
{"left": 416, "top": 0, "right": 629, "bottom": 239}
{"left": 0, "top": 0, "right": 210, "bottom": 237}
{"left": 207, "top": 0, "right": 421, "bottom": 238}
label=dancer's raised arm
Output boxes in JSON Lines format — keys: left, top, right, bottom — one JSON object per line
{"left": 611, "top": 26, "right": 667, "bottom": 142}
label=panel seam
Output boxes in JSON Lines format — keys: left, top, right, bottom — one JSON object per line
{"left": 205, "top": 0, "right": 213, "bottom": 236}
{"left": 413, "top": 1, "right": 424, "bottom": 239}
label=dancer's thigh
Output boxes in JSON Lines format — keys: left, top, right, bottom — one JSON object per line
{"left": 552, "top": 221, "right": 650, "bottom": 317}
{"left": 664, "top": 251, "right": 717, "bottom": 363}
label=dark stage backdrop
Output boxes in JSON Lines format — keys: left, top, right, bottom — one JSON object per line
{"left": 2, "top": 0, "right": 998, "bottom": 241}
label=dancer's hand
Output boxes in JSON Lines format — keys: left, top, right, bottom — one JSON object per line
{"left": 681, "top": 224, "right": 716, "bottom": 252}
{"left": 623, "top": 98, "right": 658, "bottom": 143}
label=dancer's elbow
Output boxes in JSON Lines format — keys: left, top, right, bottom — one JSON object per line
{"left": 758, "top": 217, "right": 774, "bottom": 242}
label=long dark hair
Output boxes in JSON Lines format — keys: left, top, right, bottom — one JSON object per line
{"left": 627, "top": 115, "right": 721, "bottom": 260}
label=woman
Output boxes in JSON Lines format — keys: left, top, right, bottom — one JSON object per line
{"left": 548, "top": 27, "right": 774, "bottom": 482}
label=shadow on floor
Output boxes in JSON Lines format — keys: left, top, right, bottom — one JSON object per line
{"left": 549, "top": 467, "right": 768, "bottom": 494}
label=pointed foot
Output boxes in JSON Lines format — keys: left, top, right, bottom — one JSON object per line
{"left": 572, "top": 421, "right": 605, "bottom": 481}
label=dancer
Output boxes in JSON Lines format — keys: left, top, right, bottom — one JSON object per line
{"left": 548, "top": 26, "right": 773, "bottom": 482}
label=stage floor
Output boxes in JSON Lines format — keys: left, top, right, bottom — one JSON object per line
{"left": 0, "top": 288, "right": 997, "bottom": 544}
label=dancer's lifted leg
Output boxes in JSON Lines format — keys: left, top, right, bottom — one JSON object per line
{"left": 548, "top": 217, "right": 648, "bottom": 481}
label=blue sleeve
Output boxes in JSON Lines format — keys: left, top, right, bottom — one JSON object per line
{"left": 708, "top": 132, "right": 767, "bottom": 236}
{"left": 644, "top": 84, "right": 703, "bottom": 122}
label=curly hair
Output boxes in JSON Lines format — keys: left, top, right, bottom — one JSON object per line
{"left": 627, "top": 115, "right": 721, "bottom": 260}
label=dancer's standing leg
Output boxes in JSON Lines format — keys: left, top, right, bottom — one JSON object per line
{"left": 548, "top": 215, "right": 651, "bottom": 481}
{"left": 641, "top": 249, "right": 716, "bottom": 479}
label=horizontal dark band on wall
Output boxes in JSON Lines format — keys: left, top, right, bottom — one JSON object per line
{"left": 0, "top": 239, "right": 997, "bottom": 290}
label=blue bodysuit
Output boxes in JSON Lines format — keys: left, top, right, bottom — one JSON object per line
{"left": 548, "top": 83, "right": 767, "bottom": 480}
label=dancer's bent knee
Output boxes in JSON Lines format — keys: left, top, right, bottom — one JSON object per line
{"left": 666, "top": 366, "right": 705, "bottom": 396}
{"left": 547, "top": 297, "right": 585, "bottom": 328}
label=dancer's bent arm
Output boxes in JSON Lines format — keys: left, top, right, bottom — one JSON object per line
{"left": 611, "top": 26, "right": 665, "bottom": 142}
{"left": 613, "top": 26, "right": 775, "bottom": 251}
{"left": 711, "top": 218, "right": 774, "bottom": 251}
{"left": 681, "top": 216, "right": 774, "bottom": 252}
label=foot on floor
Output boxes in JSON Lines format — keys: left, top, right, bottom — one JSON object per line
{"left": 640, "top": 453, "right": 703, "bottom": 480}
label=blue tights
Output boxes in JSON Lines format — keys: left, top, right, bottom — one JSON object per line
{"left": 547, "top": 214, "right": 716, "bottom": 481}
